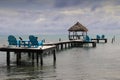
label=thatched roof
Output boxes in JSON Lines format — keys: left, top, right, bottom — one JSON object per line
{"left": 68, "top": 22, "right": 88, "bottom": 32}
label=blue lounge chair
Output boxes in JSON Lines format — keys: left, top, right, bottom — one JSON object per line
{"left": 84, "top": 35, "right": 91, "bottom": 42}
{"left": 29, "top": 35, "right": 43, "bottom": 48}
{"left": 101, "top": 35, "right": 105, "bottom": 39}
{"left": 8, "top": 35, "right": 19, "bottom": 47}
{"left": 96, "top": 35, "right": 100, "bottom": 39}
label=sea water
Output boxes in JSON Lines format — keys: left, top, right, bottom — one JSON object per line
{"left": 0, "top": 34, "right": 120, "bottom": 80}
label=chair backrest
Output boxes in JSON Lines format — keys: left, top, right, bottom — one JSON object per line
{"left": 84, "top": 35, "right": 90, "bottom": 42}
{"left": 29, "top": 35, "right": 39, "bottom": 46}
{"left": 101, "top": 35, "right": 105, "bottom": 39}
{"left": 8, "top": 35, "right": 17, "bottom": 46}
{"left": 96, "top": 35, "right": 100, "bottom": 39}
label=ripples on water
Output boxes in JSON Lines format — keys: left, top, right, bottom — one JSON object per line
{"left": 0, "top": 35, "right": 120, "bottom": 80}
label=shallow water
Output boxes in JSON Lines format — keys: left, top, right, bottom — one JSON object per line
{"left": 0, "top": 35, "right": 120, "bottom": 80}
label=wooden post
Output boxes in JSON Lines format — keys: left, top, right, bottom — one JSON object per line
{"left": 71, "top": 42, "right": 73, "bottom": 47}
{"left": 73, "top": 32, "right": 75, "bottom": 40}
{"left": 56, "top": 45, "right": 59, "bottom": 51}
{"left": 7, "top": 51, "right": 10, "bottom": 66}
{"left": 36, "top": 52, "right": 39, "bottom": 65}
{"left": 68, "top": 31, "right": 70, "bottom": 40}
{"left": 32, "top": 53, "right": 34, "bottom": 65}
{"left": 16, "top": 52, "right": 21, "bottom": 65}
{"left": 28, "top": 52, "right": 31, "bottom": 58}
{"left": 93, "top": 42, "right": 96, "bottom": 47}
{"left": 61, "top": 44, "right": 63, "bottom": 50}
{"left": 53, "top": 50, "right": 56, "bottom": 62}
{"left": 105, "top": 39, "right": 107, "bottom": 43}
{"left": 65, "top": 43, "right": 67, "bottom": 49}
{"left": 68, "top": 43, "right": 70, "bottom": 48}
{"left": 97, "top": 39, "right": 99, "bottom": 43}
{"left": 40, "top": 53, "right": 43, "bottom": 66}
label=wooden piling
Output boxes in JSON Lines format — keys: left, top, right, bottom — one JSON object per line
{"left": 40, "top": 53, "right": 43, "bottom": 66}
{"left": 36, "top": 52, "right": 39, "bottom": 65}
{"left": 7, "top": 51, "right": 10, "bottom": 66}
{"left": 32, "top": 52, "right": 35, "bottom": 65}
{"left": 93, "top": 42, "right": 96, "bottom": 47}
{"left": 16, "top": 52, "right": 21, "bottom": 65}
{"left": 105, "top": 39, "right": 107, "bottom": 43}
{"left": 53, "top": 50, "right": 56, "bottom": 62}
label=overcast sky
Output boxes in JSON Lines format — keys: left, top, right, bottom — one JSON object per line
{"left": 0, "top": 0, "right": 120, "bottom": 35}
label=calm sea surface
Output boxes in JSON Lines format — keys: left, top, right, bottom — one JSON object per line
{"left": 0, "top": 34, "right": 120, "bottom": 80}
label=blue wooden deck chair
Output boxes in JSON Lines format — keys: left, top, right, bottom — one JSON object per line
{"left": 96, "top": 35, "right": 100, "bottom": 39}
{"left": 101, "top": 35, "right": 105, "bottom": 39}
{"left": 8, "top": 35, "right": 19, "bottom": 47}
{"left": 29, "top": 35, "right": 43, "bottom": 48}
{"left": 84, "top": 35, "right": 91, "bottom": 42}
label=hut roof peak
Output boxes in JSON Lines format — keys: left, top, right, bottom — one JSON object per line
{"left": 68, "top": 22, "right": 88, "bottom": 32}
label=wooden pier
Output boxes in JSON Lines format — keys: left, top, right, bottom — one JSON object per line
{"left": 91, "top": 39, "right": 107, "bottom": 43}
{"left": 0, "top": 46, "right": 56, "bottom": 66}
{"left": 0, "top": 40, "right": 96, "bottom": 66}
{"left": 44, "top": 40, "right": 96, "bottom": 51}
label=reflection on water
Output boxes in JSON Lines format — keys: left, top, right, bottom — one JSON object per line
{"left": 1, "top": 64, "right": 57, "bottom": 80}
{"left": 0, "top": 40, "right": 120, "bottom": 79}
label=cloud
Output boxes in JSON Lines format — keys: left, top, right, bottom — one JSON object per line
{"left": 0, "top": 0, "right": 54, "bottom": 10}
{"left": 55, "top": 0, "right": 82, "bottom": 8}
{"left": 0, "top": 0, "right": 120, "bottom": 34}
{"left": 55, "top": 0, "right": 120, "bottom": 11}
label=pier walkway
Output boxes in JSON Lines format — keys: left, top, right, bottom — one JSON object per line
{"left": 91, "top": 38, "right": 107, "bottom": 43}
{"left": 0, "top": 40, "right": 96, "bottom": 66}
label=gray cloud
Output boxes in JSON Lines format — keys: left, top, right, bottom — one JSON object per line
{"left": 0, "top": 0, "right": 54, "bottom": 10}
{"left": 55, "top": 0, "right": 120, "bottom": 11}
{"left": 0, "top": 0, "right": 120, "bottom": 34}
{"left": 55, "top": 0, "right": 83, "bottom": 8}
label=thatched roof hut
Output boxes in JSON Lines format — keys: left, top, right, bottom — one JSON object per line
{"left": 68, "top": 22, "right": 88, "bottom": 40}
{"left": 68, "top": 22, "right": 88, "bottom": 32}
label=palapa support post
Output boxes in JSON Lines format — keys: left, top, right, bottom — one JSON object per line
{"left": 7, "top": 51, "right": 10, "bottom": 66}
